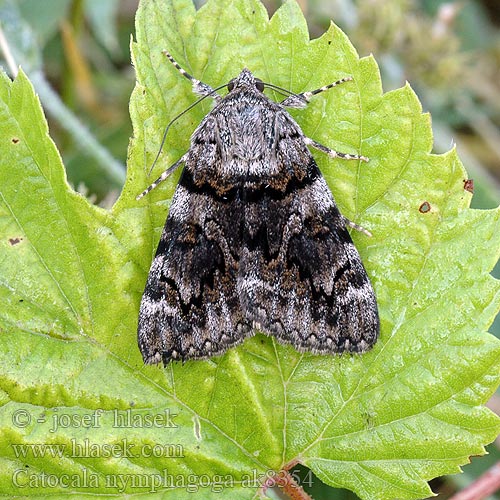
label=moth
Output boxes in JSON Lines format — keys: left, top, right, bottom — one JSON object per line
{"left": 137, "top": 52, "right": 379, "bottom": 365}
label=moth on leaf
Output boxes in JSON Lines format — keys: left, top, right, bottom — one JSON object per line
{"left": 137, "top": 52, "right": 379, "bottom": 365}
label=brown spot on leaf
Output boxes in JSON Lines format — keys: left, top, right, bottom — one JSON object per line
{"left": 8, "top": 237, "right": 23, "bottom": 246}
{"left": 12, "top": 138, "right": 19, "bottom": 144}
{"left": 419, "top": 201, "right": 431, "bottom": 213}
{"left": 463, "top": 179, "right": 474, "bottom": 193}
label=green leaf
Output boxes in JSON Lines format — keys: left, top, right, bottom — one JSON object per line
{"left": 0, "top": 0, "right": 499, "bottom": 499}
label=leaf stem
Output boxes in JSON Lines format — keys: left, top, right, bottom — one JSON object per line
{"left": 0, "top": 25, "right": 17, "bottom": 77}
{"left": 448, "top": 461, "right": 500, "bottom": 500}
{"left": 260, "top": 465, "right": 314, "bottom": 500}
{"left": 29, "top": 69, "right": 126, "bottom": 185}
{"left": 0, "top": 24, "right": 125, "bottom": 186}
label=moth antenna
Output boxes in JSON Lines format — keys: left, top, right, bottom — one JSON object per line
{"left": 258, "top": 82, "right": 309, "bottom": 108}
{"left": 262, "top": 82, "right": 300, "bottom": 98}
{"left": 162, "top": 50, "right": 219, "bottom": 98}
{"left": 147, "top": 85, "right": 227, "bottom": 176}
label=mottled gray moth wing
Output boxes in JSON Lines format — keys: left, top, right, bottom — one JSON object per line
{"left": 236, "top": 109, "right": 379, "bottom": 354}
{"left": 138, "top": 118, "right": 254, "bottom": 363}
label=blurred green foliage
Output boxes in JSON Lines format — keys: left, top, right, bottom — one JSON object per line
{"left": 0, "top": 0, "right": 498, "bottom": 499}
{"left": 0, "top": 0, "right": 135, "bottom": 202}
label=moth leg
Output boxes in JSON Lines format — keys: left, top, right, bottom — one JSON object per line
{"left": 162, "top": 51, "right": 221, "bottom": 100}
{"left": 304, "top": 137, "right": 369, "bottom": 162}
{"left": 280, "top": 76, "right": 353, "bottom": 108}
{"left": 342, "top": 215, "right": 372, "bottom": 237}
{"left": 304, "top": 135, "right": 371, "bottom": 235}
{"left": 136, "top": 154, "right": 187, "bottom": 200}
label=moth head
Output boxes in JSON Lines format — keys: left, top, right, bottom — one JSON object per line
{"left": 227, "top": 69, "right": 265, "bottom": 93}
